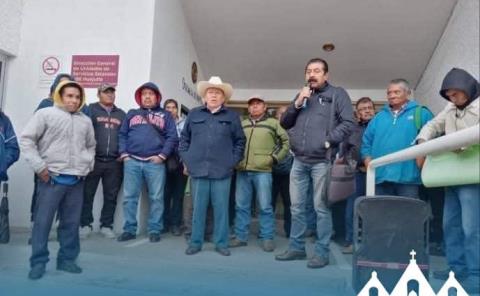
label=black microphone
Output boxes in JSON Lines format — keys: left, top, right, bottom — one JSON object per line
{"left": 301, "top": 82, "right": 313, "bottom": 108}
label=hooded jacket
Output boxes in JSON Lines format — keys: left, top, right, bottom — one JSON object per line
{"left": 20, "top": 81, "right": 96, "bottom": 176}
{"left": 361, "top": 100, "right": 433, "bottom": 184}
{"left": 0, "top": 112, "right": 20, "bottom": 181}
{"left": 36, "top": 73, "right": 75, "bottom": 111}
{"left": 418, "top": 68, "right": 480, "bottom": 141}
{"left": 280, "top": 82, "right": 355, "bottom": 163}
{"left": 119, "top": 82, "right": 178, "bottom": 160}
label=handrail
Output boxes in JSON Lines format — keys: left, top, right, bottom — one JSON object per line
{"left": 366, "top": 124, "right": 480, "bottom": 196}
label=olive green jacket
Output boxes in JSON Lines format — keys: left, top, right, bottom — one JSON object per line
{"left": 237, "top": 115, "right": 289, "bottom": 172}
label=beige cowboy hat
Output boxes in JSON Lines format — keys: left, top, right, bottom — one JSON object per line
{"left": 197, "top": 76, "right": 233, "bottom": 101}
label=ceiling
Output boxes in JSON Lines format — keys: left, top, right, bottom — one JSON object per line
{"left": 181, "top": 0, "right": 457, "bottom": 90}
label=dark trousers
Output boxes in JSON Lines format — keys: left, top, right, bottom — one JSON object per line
{"left": 81, "top": 161, "right": 123, "bottom": 228}
{"left": 272, "top": 173, "right": 291, "bottom": 236}
{"left": 164, "top": 169, "right": 188, "bottom": 228}
{"left": 30, "top": 180, "right": 84, "bottom": 267}
{"left": 344, "top": 172, "right": 366, "bottom": 244}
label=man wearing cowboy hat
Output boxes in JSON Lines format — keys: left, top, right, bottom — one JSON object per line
{"left": 179, "top": 76, "right": 246, "bottom": 256}
{"left": 229, "top": 95, "right": 289, "bottom": 252}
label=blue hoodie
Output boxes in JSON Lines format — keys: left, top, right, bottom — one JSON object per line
{"left": 361, "top": 100, "right": 433, "bottom": 184}
{"left": 0, "top": 112, "right": 20, "bottom": 181}
{"left": 119, "top": 82, "right": 178, "bottom": 159}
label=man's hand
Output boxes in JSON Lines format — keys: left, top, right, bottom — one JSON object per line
{"left": 149, "top": 156, "right": 164, "bottom": 164}
{"left": 183, "top": 165, "right": 189, "bottom": 176}
{"left": 294, "top": 86, "right": 311, "bottom": 108}
{"left": 364, "top": 157, "right": 372, "bottom": 168}
{"left": 37, "top": 169, "right": 50, "bottom": 183}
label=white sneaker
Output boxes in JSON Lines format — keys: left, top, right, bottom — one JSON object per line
{"left": 100, "top": 227, "right": 116, "bottom": 239}
{"left": 79, "top": 225, "right": 93, "bottom": 239}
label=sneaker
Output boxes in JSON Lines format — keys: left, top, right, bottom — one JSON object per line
{"left": 28, "top": 264, "right": 45, "bottom": 280}
{"left": 229, "top": 238, "right": 247, "bottom": 248}
{"left": 460, "top": 277, "right": 480, "bottom": 294}
{"left": 149, "top": 233, "right": 161, "bottom": 243}
{"left": 307, "top": 255, "right": 329, "bottom": 269}
{"left": 342, "top": 244, "right": 353, "bottom": 254}
{"left": 117, "top": 232, "right": 136, "bottom": 242}
{"left": 99, "top": 227, "right": 116, "bottom": 239}
{"left": 261, "top": 239, "right": 275, "bottom": 252}
{"left": 214, "top": 247, "right": 231, "bottom": 256}
{"left": 171, "top": 225, "right": 182, "bottom": 236}
{"left": 185, "top": 246, "right": 201, "bottom": 255}
{"left": 433, "top": 269, "right": 468, "bottom": 280}
{"left": 57, "top": 261, "right": 82, "bottom": 274}
{"left": 275, "top": 250, "right": 307, "bottom": 261}
{"left": 79, "top": 225, "right": 93, "bottom": 239}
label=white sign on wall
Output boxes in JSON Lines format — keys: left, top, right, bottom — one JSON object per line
{"left": 38, "top": 55, "right": 65, "bottom": 88}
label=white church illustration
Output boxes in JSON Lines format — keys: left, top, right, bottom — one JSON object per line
{"left": 357, "top": 250, "right": 469, "bottom": 296}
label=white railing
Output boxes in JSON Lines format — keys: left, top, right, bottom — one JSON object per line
{"left": 366, "top": 124, "right": 480, "bottom": 196}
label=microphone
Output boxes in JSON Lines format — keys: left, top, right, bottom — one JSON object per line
{"left": 301, "top": 82, "right": 313, "bottom": 108}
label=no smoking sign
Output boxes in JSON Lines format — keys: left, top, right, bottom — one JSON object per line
{"left": 42, "top": 56, "right": 60, "bottom": 76}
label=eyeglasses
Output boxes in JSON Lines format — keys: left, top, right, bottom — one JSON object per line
{"left": 306, "top": 68, "right": 324, "bottom": 75}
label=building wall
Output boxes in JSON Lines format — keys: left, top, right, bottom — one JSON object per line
{"left": 415, "top": 0, "right": 479, "bottom": 114}
{"left": 4, "top": 0, "right": 156, "bottom": 228}
{"left": 0, "top": 0, "right": 23, "bottom": 56}
{"left": 149, "top": 0, "right": 205, "bottom": 111}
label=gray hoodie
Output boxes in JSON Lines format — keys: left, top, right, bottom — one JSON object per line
{"left": 20, "top": 81, "right": 96, "bottom": 176}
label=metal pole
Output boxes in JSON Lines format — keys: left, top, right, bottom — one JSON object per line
{"left": 366, "top": 124, "right": 480, "bottom": 197}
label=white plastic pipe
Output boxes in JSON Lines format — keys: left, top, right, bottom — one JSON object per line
{"left": 366, "top": 124, "right": 480, "bottom": 196}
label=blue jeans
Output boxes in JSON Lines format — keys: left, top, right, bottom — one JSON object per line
{"left": 122, "top": 159, "right": 166, "bottom": 234}
{"left": 344, "top": 172, "right": 366, "bottom": 244}
{"left": 190, "top": 177, "right": 231, "bottom": 249}
{"left": 305, "top": 182, "right": 316, "bottom": 231}
{"left": 234, "top": 171, "right": 274, "bottom": 241}
{"left": 375, "top": 182, "right": 419, "bottom": 199}
{"left": 289, "top": 158, "right": 332, "bottom": 258}
{"left": 443, "top": 184, "right": 480, "bottom": 278}
{"left": 30, "top": 180, "right": 84, "bottom": 267}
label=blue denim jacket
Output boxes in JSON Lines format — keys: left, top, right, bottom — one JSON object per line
{"left": 179, "top": 106, "right": 246, "bottom": 179}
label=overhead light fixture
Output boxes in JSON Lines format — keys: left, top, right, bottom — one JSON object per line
{"left": 322, "top": 43, "right": 335, "bottom": 52}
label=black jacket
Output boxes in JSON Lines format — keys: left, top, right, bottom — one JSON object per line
{"left": 88, "top": 102, "right": 126, "bottom": 162}
{"left": 280, "top": 82, "right": 355, "bottom": 163}
{"left": 179, "top": 105, "right": 246, "bottom": 179}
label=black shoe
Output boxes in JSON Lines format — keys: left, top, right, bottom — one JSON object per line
{"left": 149, "top": 233, "right": 161, "bottom": 243}
{"left": 57, "top": 261, "right": 82, "bottom": 274}
{"left": 214, "top": 247, "right": 231, "bottom": 256}
{"left": 433, "top": 269, "right": 468, "bottom": 280}
{"left": 171, "top": 226, "right": 182, "bottom": 236}
{"left": 117, "top": 232, "right": 136, "bottom": 242}
{"left": 307, "top": 256, "right": 329, "bottom": 269}
{"left": 275, "top": 250, "right": 307, "bottom": 261}
{"left": 28, "top": 264, "right": 45, "bottom": 280}
{"left": 185, "top": 246, "right": 201, "bottom": 255}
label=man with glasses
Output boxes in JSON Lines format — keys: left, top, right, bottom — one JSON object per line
{"left": 277, "top": 58, "right": 354, "bottom": 268}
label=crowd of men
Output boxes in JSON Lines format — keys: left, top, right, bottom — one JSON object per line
{"left": 0, "top": 57, "right": 478, "bottom": 293}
